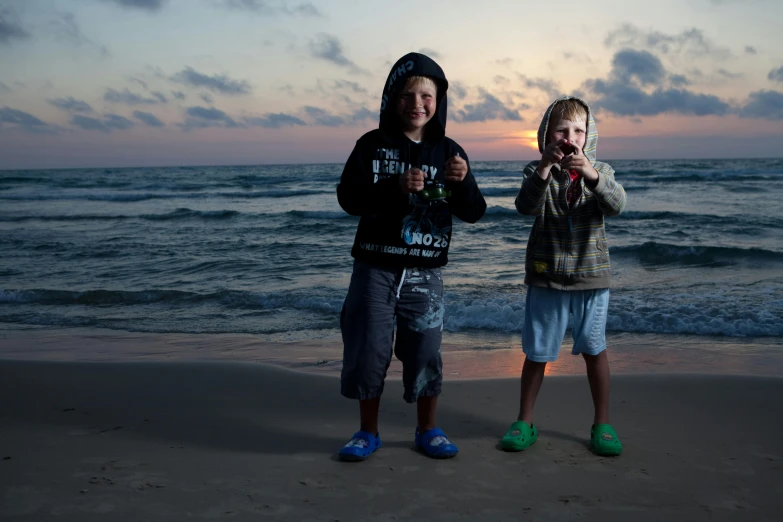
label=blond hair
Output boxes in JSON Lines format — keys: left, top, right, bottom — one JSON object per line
{"left": 550, "top": 99, "right": 587, "bottom": 123}
{"left": 403, "top": 76, "right": 438, "bottom": 93}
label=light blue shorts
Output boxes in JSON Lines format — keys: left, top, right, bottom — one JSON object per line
{"left": 522, "top": 285, "right": 609, "bottom": 362}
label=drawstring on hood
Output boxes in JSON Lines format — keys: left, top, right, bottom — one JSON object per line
{"left": 396, "top": 267, "right": 407, "bottom": 299}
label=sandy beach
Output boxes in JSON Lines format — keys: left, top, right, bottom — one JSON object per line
{"left": 2, "top": 356, "right": 782, "bottom": 521}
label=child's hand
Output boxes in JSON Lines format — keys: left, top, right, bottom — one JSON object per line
{"left": 444, "top": 154, "right": 468, "bottom": 183}
{"left": 400, "top": 168, "right": 425, "bottom": 193}
{"left": 560, "top": 146, "right": 599, "bottom": 183}
{"left": 537, "top": 139, "right": 572, "bottom": 179}
{"left": 541, "top": 139, "right": 566, "bottom": 168}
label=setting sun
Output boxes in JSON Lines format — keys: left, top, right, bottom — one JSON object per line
{"left": 518, "top": 130, "right": 539, "bottom": 152}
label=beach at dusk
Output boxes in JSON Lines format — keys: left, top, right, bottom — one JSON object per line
{"left": 3, "top": 0, "right": 783, "bottom": 520}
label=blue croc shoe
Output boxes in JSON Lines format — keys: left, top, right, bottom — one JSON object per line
{"left": 415, "top": 427, "right": 459, "bottom": 459}
{"left": 338, "top": 431, "right": 382, "bottom": 462}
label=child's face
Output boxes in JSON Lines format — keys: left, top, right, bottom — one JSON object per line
{"left": 548, "top": 116, "right": 587, "bottom": 152}
{"left": 396, "top": 77, "right": 437, "bottom": 140}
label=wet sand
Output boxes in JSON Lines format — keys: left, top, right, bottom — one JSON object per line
{"left": 1, "top": 327, "right": 782, "bottom": 379}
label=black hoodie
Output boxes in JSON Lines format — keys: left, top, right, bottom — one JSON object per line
{"left": 337, "top": 52, "right": 486, "bottom": 268}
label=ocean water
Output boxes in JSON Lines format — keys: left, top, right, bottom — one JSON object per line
{"left": 1, "top": 159, "right": 782, "bottom": 356}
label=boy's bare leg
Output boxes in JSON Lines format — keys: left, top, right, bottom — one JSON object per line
{"left": 416, "top": 395, "right": 438, "bottom": 432}
{"left": 583, "top": 351, "right": 610, "bottom": 425}
{"left": 359, "top": 397, "right": 381, "bottom": 434}
{"left": 517, "top": 358, "right": 547, "bottom": 424}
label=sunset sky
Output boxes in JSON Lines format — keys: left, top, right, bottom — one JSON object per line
{"left": 1, "top": 0, "right": 782, "bottom": 169}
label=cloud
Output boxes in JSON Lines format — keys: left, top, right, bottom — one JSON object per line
{"left": 179, "top": 105, "right": 239, "bottom": 130}
{"left": 104, "top": 87, "right": 166, "bottom": 105}
{"left": 562, "top": 52, "right": 596, "bottom": 65}
{"left": 243, "top": 106, "right": 373, "bottom": 129}
{"left": 585, "top": 79, "right": 731, "bottom": 116}
{"left": 717, "top": 68, "right": 742, "bottom": 79}
{"left": 48, "top": 96, "right": 94, "bottom": 113}
{"left": 517, "top": 74, "right": 561, "bottom": 98}
{"left": 171, "top": 67, "right": 252, "bottom": 95}
{"left": 287, "top": 3, "right": 321, "bottom": 16}
{"left": 452, "top": 89, "right": 523, "bottom": 122}
{"left": 768, "top": 66, "right": 783, "bottom": 83}
{"left": 669, "top": 74, "right": 690, "bottom": 87}
{"left": 350, "top": 107, "right": 375, "bottom": 122}
{"left": 0, "top": 8, "right": 29, "bottom": 45}
{"left": 449, "top": 82, "right": 467, "bottom": 100}
{"left": 332, "top": 79, "right": 367, "bottom": 94}
{"left": 71, "top": 113, "right": 135, "bottom": 132}
{"left": 418, "top": 48, "right": 442, "bottom": 60}
{"left": 745, "top": 46, "right": 757, "bottom": 55}
{"left": 129, "top": 77, "right": 148, "bottom": 89}
{"left": 0, "top": 107, "right": 57, "bottom": 134}
{"left": 71, "top": 115, "right": 109, "bottom": 132}
{"left": 245, "top": 112, "right": 306, "bottom": 128}
{"left": 305, "top": 79, "right": 371, "bottom": 106}
{"left": 582, "top": 49, "right": 731, "bottom": 117}
{"left": 0, "top": 81, "right": 10, "bottom": 92}
{"left": 604, "top": 24, "right": 730, "bottom": 59}
{"left": 171, "top": 90, "right": 186, "bottom": 100}
{"left": 51, "top": 12, "right": 110, "bottom": 57}
{"left": 151, "top": 91, "right": 167, "bottom": 103}
{"left": 104, "top": 114, "right": 134, "bottom": 130}
{"left": 219, "top": 0, "right": 322, "bottom": 16}
{"left": 0, "top": 107, "right": 60, "bottom": 134}
{"left": 611, "top": 49, "right": 665, "bottom": 85}
{"left": 739, "top": 90, "right": 783, "bottom": 120}
{"left": 308, "top": 34, "right": 365, "bottom": 73}
{"left": 304, "top": 106, "right": 344, "bottom": 126}
{"left": 98, "top": 0, "right": 168, "bottom": 11}
{"left": 200, "top": 93, "right": 214, "bottom": 104}
{"left": 133, "top": 110, "right": 165, "bottom": 127}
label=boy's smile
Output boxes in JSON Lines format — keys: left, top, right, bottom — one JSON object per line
{"left": 396, "top": 77, "right": 437, "bottom": 140}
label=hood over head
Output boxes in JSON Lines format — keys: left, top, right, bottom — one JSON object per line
{"left": 379, "top": 52, "right": 449, "bottom": 143}
{"left": 537, "top": 95, "right": 598, "bottom": 164}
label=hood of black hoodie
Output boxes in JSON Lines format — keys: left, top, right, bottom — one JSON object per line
{"left": 378, "top": 52, "right": 449, "bottom": 144}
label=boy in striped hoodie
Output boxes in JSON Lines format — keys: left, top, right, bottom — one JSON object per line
{"left": 501, "top": 96, "right": 627, "bottom": 456}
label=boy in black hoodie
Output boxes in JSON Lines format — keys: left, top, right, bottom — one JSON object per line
{"left": 336, "top": 52, "right": 486, "bottom": 461}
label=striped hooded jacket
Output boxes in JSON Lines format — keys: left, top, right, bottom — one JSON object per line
{"left": 515, "top": 96, "right": 626, "bottom": 290}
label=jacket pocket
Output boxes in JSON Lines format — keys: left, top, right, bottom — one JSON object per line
{"left": 595, "top": 230, "right": 609, "bottom": 263}
{"left": 525, "top": 226, "right": 538, "bottom": 267}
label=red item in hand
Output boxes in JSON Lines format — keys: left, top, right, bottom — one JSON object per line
{"left": 559, "top": 141, "right": 577, "bottom": 156}
{"left": 566, "top": 169, "right": 581, "bottom": 207}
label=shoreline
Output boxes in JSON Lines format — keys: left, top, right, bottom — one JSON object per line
{"left": 1, "top": 326, "right": 782, "bottom": 379}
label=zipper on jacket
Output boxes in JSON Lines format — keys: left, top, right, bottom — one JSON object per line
{"left": 561, "top": 173, "right": 571, "bottom": 282}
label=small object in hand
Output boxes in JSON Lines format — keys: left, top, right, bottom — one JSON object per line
{"left": 559, "top": 140, "right": 580, "bottom": 180}
{"left": 419, "top": 180, "right": 450, "bottom": 201}
{"left": 559, "top": 141, "right": 577, "bottom": 156}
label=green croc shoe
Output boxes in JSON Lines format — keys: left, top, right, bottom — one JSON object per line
{"left": 500, "top": 421, "right": 538, "bottom": 452}
{"left": 591, "top": 424, "right": 622, "bottom": 456}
